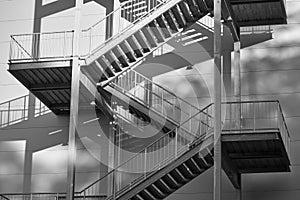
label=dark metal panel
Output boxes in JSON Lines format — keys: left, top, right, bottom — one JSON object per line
{"left": 52, "top": 68, "right": 70, "bottom": 82}
{"left": 38, "top": 68, "right": 55, "bottom": 83}
{"left": 21, "top": 69, "right": 38, "bottom": 85}
{"left": 46, "top": 68, "right": 63, "bottom": 83}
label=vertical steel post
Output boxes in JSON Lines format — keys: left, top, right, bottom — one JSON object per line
{"left": 66, "top": 0, "right": 83, "bottom": 200}
{"left": 213, "top": 0, "right": 222, "bottom": 200}
{"left": 234, "top": 42, "right": 241, "bottom": 128}
{"left": 233, "top": 31, "right": 242, "bottom": 200}
{"left": 175, "top": 127, "right": 178, "bottom": 158}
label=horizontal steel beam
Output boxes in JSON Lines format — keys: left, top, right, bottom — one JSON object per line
{"left": 30, "top": 83, "right": 71, "bottom": 91}
{"left": 240, "top": 166, "right": 290, "bottom": 173}
{"left": 238, "top": 18, "right": 287, "bottom": 27}
{"left": 229, "top": 152, "right": 283, "bottom": 159}
{"left": 230, "top": 0, "right": 280, "bottom": 5}
{"left": 222, "top": 132, "right": 280, "bottom": 142}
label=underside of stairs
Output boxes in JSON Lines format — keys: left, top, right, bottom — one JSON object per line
{"left": 84, "top": 0, "right": 214, "bottom": 87}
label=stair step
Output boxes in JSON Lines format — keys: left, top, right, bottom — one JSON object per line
{"left": 139, "top": 189, "right": 156, "bottom": 200}
{"left": 186, "top": 157, "right": 205, "bottom": 173}
{"left": 170, "top": 168, "right": 189, "bottom": 184}
{"left": 131, "top": 194, "right": 144, "bottom": 200}
{"left": 156, "top": 15, "right": 172, "bottom": 38}
{"left": 204, "top": 0, "right": 214, "bottom": 11}
{"left": 96, "top": 57, "right": 115, "bottom": 77}
{"left": 134, "top": 31, "right": 151, "bottom": 53}
{"left": 111, "top": 46, "right": 129, "bottom": 68}
{"left": 170, "top": 5, "right": 186, "bottom": 28}
{"left": 154, "top": 179, "right": 175, "bottom": 194}
{"left": 178, "top": 1, "right": 194, "bottom": 22}
{"left": 104, "top": 51, "right": 123, "bottom": 72}
{"left": 89, "top": 62, "right": 108, "bottom": 82}
{"left": 147, "top": 184, "right": 166, "bottom": 199}
{"left": 193, "top": 153, "right": 210, "bottom": 168}
{"left": 148, "top": 21, "right": 165, "bottom": 43}
{"left": 127, "top": 36, "right": 144, "bottom": 58}
{"left": 119, "top": 41, "right": 137, "bottom": 63}
{"left": 177, "top": 163, "right": 196, "bottom": 179}
{"left": 141, "top": 26, "right": 158, "bottom": 48}
{"left": 162, "top": 174, "right": 182, "bottom": 188}
{"left": 163, "top": 11, "right": 180, "bottom": 33}
{"left": 185, "top": 0, "right": 203, "bottom": 19}
{"left": 194, "top": 0, "right": 210, "bottom": 13}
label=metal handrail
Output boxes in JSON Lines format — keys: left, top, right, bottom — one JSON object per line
{"left": 9, "top": 30, "right": 74, "bottom": 61}
{"left": 82, "top": 0, "right": 169, "bottom": 57}
{"left": 79, "top": 100, "right": 291, "bottom": 196}
{"left": 79, "top": 102, "right": 213, "bottom": 193}
{"left": 111, "top": 69, "right": 205, "bottom": 114}
{"left": 0, "top": 95, "right": 50, "bottom": 127}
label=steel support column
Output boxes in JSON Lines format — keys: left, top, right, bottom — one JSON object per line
{"left": 233, "top": 41, "right": 241, "bottom": 128}
{"left": 66, "top": 0, "right": 83, "bottom": 199}
{"left": 214, "top": 0, "right": 222, "bottom": 200}
{"left": 233, "top": 40, "right": 242, "bottom": 200}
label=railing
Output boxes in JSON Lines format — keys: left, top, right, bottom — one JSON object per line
{"left": 240, "top": 25, "right": 273, "bottom": 34}
{"left": 78, "top": 100, "right": 290, "bottom": 199}
{"left": 223, "top": 100, "right": 291, "bottom": 158}
{"left": 0, "top": 193, "right": 107, "bottom": 200}
{"left": 0, "top": 101, "right": 290, "bottom": 199}
{"left": 78, "top": 103, "right": 214, "bottom": 198}
{"left": 0, "top": 193, "right": 63, "bottom": 200}
{"left": 8, "top": 0, "right": 275, "bottom": 63}
{"left": 108, "top": 69, "right": 206, "bottom": 129}
{"left": 81, "top": 0, "right": 168, "bottom": 56}
{"left": 9, "top": 31, "right": 74, "bottom": 61}
{"left": 0, "top": 95, "right": 50, "bottom": 128}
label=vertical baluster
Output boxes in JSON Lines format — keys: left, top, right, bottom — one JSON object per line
{"left": 89, "top": 29, "right": 92, "bottom": 55}
{"left": 175, "top": 127, "right": 178, "bottom": 158}
{"left": 7, "top": 101, "right": 10, "bottom": 126}
{"left": 63, "top": 31, "right": 66, "bottom": 58}
{"left": 189, "top": 105, "right": 192, "bottom": 132}
{"left": 253, "top": 103, "right": 256, "bottom": 131}
{"left": 143, "top": 148, "right": 147, "bottom": 178}
{"left": 161, "top": 89, "right": 164, "bottom": 114}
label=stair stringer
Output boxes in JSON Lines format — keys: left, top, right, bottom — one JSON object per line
{"left": 117, "top": 130, "right": 214, "bottom": 200}
{"left": 85, "top": 0, "right": 185, "bottom": 66}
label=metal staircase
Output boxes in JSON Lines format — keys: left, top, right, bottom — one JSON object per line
{"left": 76, "top": 103, "right": 214, "bottom": 200}
{"left": 83, "top": 68, "right": 208, "bottom": 152}
{"left": 83, "top": 0, "right": 213, "bottom": 85}
{"left": 3, "top": 0, "right": 291, "bottom": 198}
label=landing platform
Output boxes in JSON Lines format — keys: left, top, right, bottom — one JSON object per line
{"left": 222, "top": 129, "right": 290, "bottom": 173}
{"left": 229, "top": 0, "right": 287, "bottom": 26}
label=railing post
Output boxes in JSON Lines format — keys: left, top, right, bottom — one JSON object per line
{"left": 7, "top": 101, "right": 10, "bottom": 126}
{"left": 161, "top": 90, "right": 164, "bottom": 114}
{"left": 23, "top": 96, "right": 27, "bottom": 120}
{"left": 175, "top": 127, "right": 178, "bottom": 158}
{"left": 253, "top": 103, "right": 256, "bottom": 131}
{"left": 63, "top": 31, "right": 66, "bottom": 58}
{"left": 144, "top": 148, "right": 147, "bottom": 178}
{"left": 189, "top": 105, "right": 192, "bottom": 132}
{"left": 9, "top": 37, "right": 13, "bottom": 60}
{"left": 89, "top": 29, "right": 92, "bottom": 55}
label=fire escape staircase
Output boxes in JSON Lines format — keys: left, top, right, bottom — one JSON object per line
{"left": 2, "top": 0, "right": 290, "bottom": 199}
{"left": 76, "top": 103, "right": 215, "bottom": 200}
{"left": 83, "top": 0, "right": 213, "bottom": 85}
